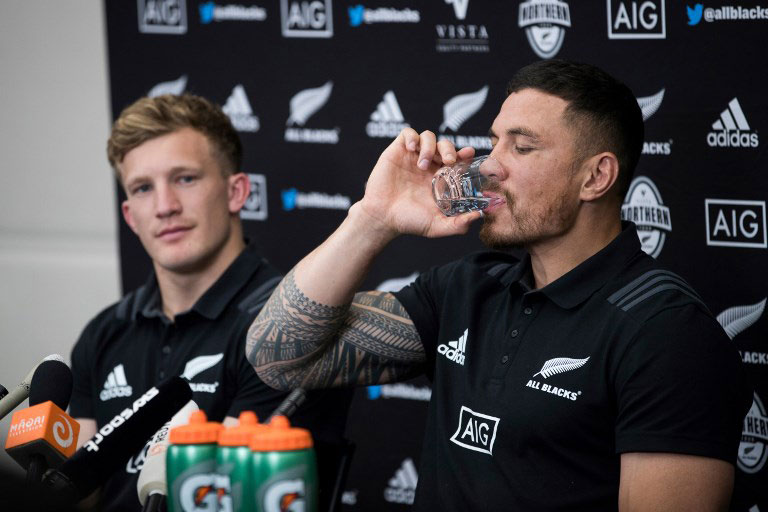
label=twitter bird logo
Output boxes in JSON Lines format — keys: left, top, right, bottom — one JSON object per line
{"left": 687, "top": 4, "right": 703, "bottom": 25}
{"left": 348, "top": 5, "right": 365, "bottom": 27}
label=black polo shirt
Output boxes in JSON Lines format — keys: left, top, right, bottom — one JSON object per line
{"left": 394, "top": 222, "right": 752, "bottom": 511}
{"left": 70, "top": 244, "right": 352, "bottom": 511}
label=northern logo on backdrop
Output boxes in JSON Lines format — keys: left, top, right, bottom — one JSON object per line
{"left": 607, "top": 0, "right": 666, "bottom": 39}
{"left": 199, "top": 2, "right": 266, "bottom": 24}
{"left": 707, "top": 97, "right": 759, "bottom": 148}
{"left": 637, "top": 89, "right": 672, "bottom": 155}
{"left": 705, "top": 199, "right": 766, "bottom": 248}
{"left": 222, "top": 84, "right": 259, "bottom": 132}
{"left": 347, "top": 5, "right": 420, "bottom": 27}
{"left": 518, "top": 0, "right": 572, "bottom": 59}
{"left": 435, "top": 0, "right": 490, "bottom": 53}
{"left": 138, "top": 0, "right": 188, "bottom": 34}
{"left": 687, "top": 4, "right": 768, "bottom": 25}
{"left": 241, "top": 174, "right": 268, "bottom": 221}
{"left": 621, "top": 176, "right": 672, "bottom": 258}
{"left": 716, "top": 298, "right": 768, "bottom": 473}
{"left": 366, "top": 91, "right": 410, "bottom": 138}
{"left": 281, "top": 0, "right": 333, "bottom": 37}
{"left": 285, "top": 81, "right": 339, "bottom": 144}
{"left": 438, "top": 86, "right": 493, "bottom": 150}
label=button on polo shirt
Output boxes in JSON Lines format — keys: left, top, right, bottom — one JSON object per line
{"left": 395, "top": 222, "right": 752, "bottom": 511}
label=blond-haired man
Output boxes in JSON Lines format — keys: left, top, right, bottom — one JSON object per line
{"left": 70, "top": 94, "right": 351, "bottom": 511}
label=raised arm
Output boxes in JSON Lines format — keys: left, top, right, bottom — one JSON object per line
{"left": 246, "top": 128, "right": 482, "bottom": 389}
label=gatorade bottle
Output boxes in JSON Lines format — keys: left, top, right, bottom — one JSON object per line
{"left": 250, "top": 415, "right": 318, "bottom": 512}
{"left": 166, "top": 410, "right": 223, "bottom": 512}
{"left": 216, "top": 411, "right": 267, "bottom": 512}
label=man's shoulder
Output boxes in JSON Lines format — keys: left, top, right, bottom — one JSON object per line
{"left": 603, "top": 254, "right": 714, "bottom": 325}
{"left": 75, "top": 286, "right": 146, "bottom": 348}
{"left": 437, "top": 250, "right": 522, "bottom": 280}
{"left": 233, "top": 256, "right": 283, "bottom": 316}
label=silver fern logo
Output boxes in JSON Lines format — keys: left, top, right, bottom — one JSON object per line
{"left": 148, "top": 75, "right": 188, "bottom": 97}
{"left": 533, "top": 357, "right": 589, "bottom": 379}
{"left": 438, "top": 86, "right": 492, "bottom": 150}
{"left": 525, "top": 356, "right": 589, "bottom": 401}
{"left": 182, "top": 353, "right": 224, "bottom": 379}
{"left": 285, "top": 82, "right": 339, "bottom": 144}
{"left": 717, "top": 298, "right": 766, "bottom": 340}
{"left": 637, "top": 89, "right": 664, "bottom": 121}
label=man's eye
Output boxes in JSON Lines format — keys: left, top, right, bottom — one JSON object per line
{"left": 515, "top": 146, "right": 533, "bottom": 154}
{"left": 178, "top": 175, "right": 197, "bottom": 184}
{"left": 132, "top": 184, "right": 151, "bottom": 195}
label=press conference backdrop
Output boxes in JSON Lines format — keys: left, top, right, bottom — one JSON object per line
{"left": 106, "top": 1, "right": 767, "bottom": 509}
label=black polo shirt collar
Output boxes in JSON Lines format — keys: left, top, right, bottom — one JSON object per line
{"left": 131, "top": 243, "right": 264, "bottom": 322}
{"left": 507, "top": 222, "right": 641, "bottom": 309}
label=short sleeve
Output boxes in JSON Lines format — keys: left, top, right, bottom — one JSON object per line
{"left": 69, "top": 327, "right": 95, "bottom": 419}
{"left": 614, "top": 304, "right": 753, "bottom": 463}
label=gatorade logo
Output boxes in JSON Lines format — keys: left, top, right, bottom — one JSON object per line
{"left": 179, "top": 473, "right": 217, "bottom": 511}
{"left": 264, "top": 479, "right": 306, "bottom": 512}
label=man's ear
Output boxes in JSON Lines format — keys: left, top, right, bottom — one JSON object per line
{"left": 121, "top": 200, "right": 138, "bottom": 234}
{"left": 227, "top": 172, "right": 250, "bottom": 213}
{"left": 580, "top": 152, "right": 619, "bottom": 202}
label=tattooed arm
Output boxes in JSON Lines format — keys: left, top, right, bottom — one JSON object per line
{"left": 247, "top": 270, "right": 425, "bottom": 389}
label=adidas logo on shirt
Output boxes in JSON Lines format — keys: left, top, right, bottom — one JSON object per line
{"left": 383, "top": 457, "right": 418, "bottom": 505}
{"left": 222, "top": 84, "right": 260, "bottom": 133}
{"left": 438, "top": 328, "right": 467, "bottom": 365}
{"left": 365, "top": 90, "right": 409, "bottom": 138}
{"left": 99, "top": 364, "right": 133, "bottom": 401}
{"left": 707, "top": 97, "right": 759, "bottom": 148}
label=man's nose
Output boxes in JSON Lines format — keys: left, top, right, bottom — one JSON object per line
{"left": 155, "top": 184, "right": 181, "bottom": 217}
{"left": 479, "top": 154, "right": 508, "bottom": 181}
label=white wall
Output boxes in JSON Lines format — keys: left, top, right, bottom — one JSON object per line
{"left": 0, "top": 1, "right": 119, "bottom": 474}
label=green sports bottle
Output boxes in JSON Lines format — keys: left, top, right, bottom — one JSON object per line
{"left": 216, "top": 410, "right": 267, "bottom": 512}
{"left": 250, "top": 415, "right": 318, "bottom": 512}
{"left": 166, "top": 410, "right": 222, "bottom": 512}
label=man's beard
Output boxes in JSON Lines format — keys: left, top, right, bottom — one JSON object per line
{"left": 478, "top": 186, "right": 579, "bottom": 250}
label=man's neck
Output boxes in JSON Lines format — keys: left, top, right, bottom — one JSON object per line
{"left": 155, "top": 236, "right": 245, "bottom": 320}
{"left": 528, "top": 208, "right": 622, "bottom": 290}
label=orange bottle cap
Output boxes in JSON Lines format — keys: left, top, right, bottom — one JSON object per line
{"left": 218, "top": 411, "right": 268, "bottom": 446}
{"left": 250, "top": 415, "right": 313, "bottom": 451}
{"left": 169, "top": 410, "right": 222, "bottom": 444}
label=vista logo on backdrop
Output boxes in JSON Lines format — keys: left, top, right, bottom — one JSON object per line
{"left": 636, "top": 88, "right": 672, "bottom": 155}
{"left": 148, "top": 75, "right": 188, "bottom": 97}
{"left": 366, "top": 91, "right": 410, "bottom": 138}
{"left": 607, "top": 0, "right": 666, "bottom": 39}
{"left": 199, "top": 2, "right": 266, "bottom": 23}
{"left": 435, "top": 0, "right": 490, "bottom": 53}
{"left": 438, "top": 86, "right": 493, "bottom": 150}
{"left": 222, "top": 84, "right": 259, "bottom": 132}
{"left": 285, "top": 81, "right": 339, "bottom": 144}
{"left": 518, "top": 0, "right": 571, "bottom": 59}
{"left": 705, "top": 199, "right": 767, "bottom": 248}
{"left": 707, "top": 97, "right": 759, "bottom": 148}
{"left": 348, "top": 5, "right": 420, "bottom": 27}
{"left": 281, "top": 0, "right": 333, "bottom": 37}
{"left": 241, "top": 174, "right": 268, "bottom": 221}
{"left": 138, "top": 0, "right": 188, "bottom": 34}
{"left": 621, "top": 176, "right": 672, "bottom": 258}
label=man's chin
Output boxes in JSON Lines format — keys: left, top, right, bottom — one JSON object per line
{"left": 478, "top": 222, "right": 524, "bottom": 250}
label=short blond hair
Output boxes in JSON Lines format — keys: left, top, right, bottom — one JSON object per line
{"left": 107, "top": 94, "right": 242, "bottom": 182}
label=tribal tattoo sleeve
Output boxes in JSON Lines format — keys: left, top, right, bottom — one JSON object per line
{"left": 246, "top": 269, "right": 426, "bottom": 390}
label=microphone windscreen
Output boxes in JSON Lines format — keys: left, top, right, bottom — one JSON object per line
{"left": 29, "top": 360, "right": 73, "bottom": 410}
{"left": 51, "top": 376, "right": 192, "bottom": 501}
{"left": 0, "top": 384, "right": 7, "bottom": 400}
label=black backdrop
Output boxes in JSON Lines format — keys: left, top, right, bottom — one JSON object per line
{"left": 106, "top": 1, "right": 767, "bottom": 509}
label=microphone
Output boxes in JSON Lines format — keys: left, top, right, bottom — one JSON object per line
{"left": 266, "top": 388, "right": 307, "bottom": 423}
{"left": 42, "top": 376, "right": 192, "bottom": 504}
{"left": 0, "top": 354, "right": 65, "bottom": 420}
{"left": 4, "top": 359, "right": 76, "bottom": 484}
{"left": 137, "top": 400, "right": 199, "bottom": 509}
{"left": 0, "top": 384, "right": 8, "bottom": 401}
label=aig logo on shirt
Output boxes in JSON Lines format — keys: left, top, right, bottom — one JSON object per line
{"left": 449, "top": 406, "right": 500, "bottom": 456}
